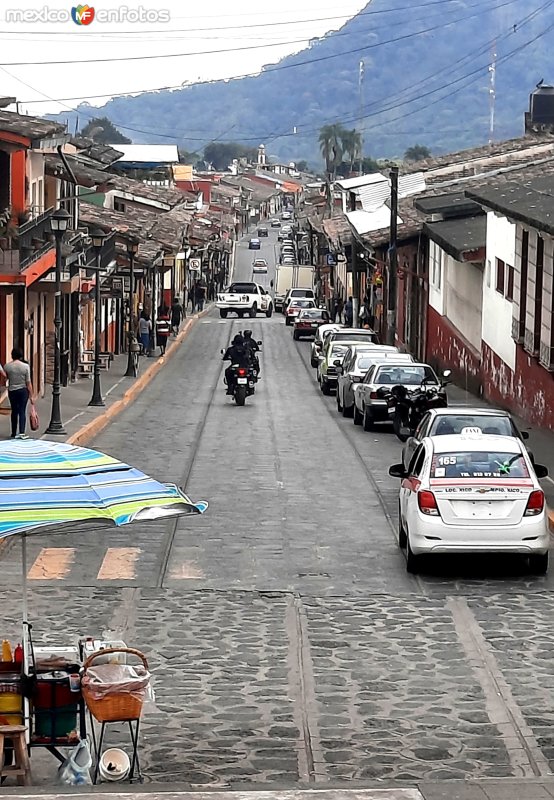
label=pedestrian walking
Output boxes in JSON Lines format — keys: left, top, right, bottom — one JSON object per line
{"left": 188, "top": 284, "right": 197, "bottom": 313}
{"left": 138, "top": 312, "right": 152, "bottom": 354}
{"left": 196, "top": 282, "right": 206, "bottom": 312}
{"left": 344, "top": 296, "right": 353, "bottom": 327}
{"left": 155, "top": 309, "right": 171, "bottom": 356}
{"left": 208, "top": 279, "right": 215, "bottom": 302}
{"left": 171, "top": 296, "right": 184, "bottom": 335}
{"left": 0, "top": 347, "right": 35, "bottom": 439}
{"left": 332, "top": 293, "right": 340, "bottom": 323}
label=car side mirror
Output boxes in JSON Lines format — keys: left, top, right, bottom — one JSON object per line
{"left": 521, "top": 431, "right": 529, "bottom": 440}
{"left": 376, "top": 386, "right": 388, "bottom": 398}
{"left": 336, "top": 366, "right": 343, "bottom": 375}
{"left": 220, "top": 349, "right": 225, "bottom": 355}
{"left": 257, "top": 340, "right": 262, "bottom": 346}
{"left": 333, "top": 360, "right": 341, "bottom": 367}
{"left": 270, "top": 281, "right": 274, "bottom": 288}
{"left": 534, "top": 464, "right": 548, "bottom": 479}
{"left": 443, "top": 369, "right": 452, "bottom": 378}
{"left": 389, "top": 463, "right": 407, "bottom": 479}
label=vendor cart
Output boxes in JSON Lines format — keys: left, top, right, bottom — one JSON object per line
{"left": 81, "top": 647, "right": 150, "bottom": 784}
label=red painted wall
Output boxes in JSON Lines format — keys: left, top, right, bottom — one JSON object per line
{"left": 482, "top": 341, "right": 554, "bottom": 431}
{"left": 10, "top": 150, "right": 26, "bottom": 217}
{"left": 426, "top": 305, "right": 481, "bottom": 394}
{"left": 175, "top": 180, "right": 212, "bottom": 202}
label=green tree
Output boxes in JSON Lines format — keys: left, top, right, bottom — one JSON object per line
{"left": 318, "top": 123, "right": 344, "bottom": 179}
{"left": 80, "top": 116, "right": 131, "bottom": 144}
{"left": 178, "top": 147, "right": 200, "bottom": 163}
{"left": 295, "top": 160, "right": 309, "bottom": 172}
{"left": 404, "top": 144, "right": 432, "bottom": 162}
{"left": 203, "top": 142, "right": 257, "bottom": 170}
{"left": 341, "top": 128, "right": 363, "bottom": 172}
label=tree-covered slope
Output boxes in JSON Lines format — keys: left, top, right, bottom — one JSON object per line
{"left": 52, "top": 0, "right": 554, "bottom": 165}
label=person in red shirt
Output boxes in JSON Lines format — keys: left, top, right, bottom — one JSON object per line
{"left": 155, "top": 310, "right": 171, "bottom": 356}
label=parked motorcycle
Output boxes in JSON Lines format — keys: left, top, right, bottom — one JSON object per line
{"left": 390, "top": 370, "right": 452, "bottom": 441}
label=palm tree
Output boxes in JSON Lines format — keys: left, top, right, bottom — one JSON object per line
{"left": 341, "top": 128, "right": 363, "bottom": 173}
{"left": 319, "top": 124, "right": 344, "bottom": 180}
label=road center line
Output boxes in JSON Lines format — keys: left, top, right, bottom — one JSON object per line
{"left": 285, "top": 594, "right": 327, "bottom": 783}
{"left": 447, "top": 596, "right": 549, "bottom": 777}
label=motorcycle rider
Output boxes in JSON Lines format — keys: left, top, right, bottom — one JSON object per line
{"left": 242, "top": 329, "right": 261, "bottom": 376}
{"left": 222, "top": 334, "right": 250, "bottom": 395}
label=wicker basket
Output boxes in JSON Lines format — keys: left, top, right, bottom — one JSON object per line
{"left": 82, "top": 647, "right": 149, "bottom": 723}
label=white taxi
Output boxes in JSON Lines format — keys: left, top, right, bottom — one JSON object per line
{"left": 388, "top": 429, "right": 549, "bottom": 574}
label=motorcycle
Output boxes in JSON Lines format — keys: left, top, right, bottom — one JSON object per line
{"left": 221, "top": 342, "right": 262, "bottom": 406}
{"left": 390, "top": 369, "right": 451, "bottom": 441}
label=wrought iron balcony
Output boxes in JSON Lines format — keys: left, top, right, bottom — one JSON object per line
{"left": 18, "top": 207, "right": 55, "bottom": 269}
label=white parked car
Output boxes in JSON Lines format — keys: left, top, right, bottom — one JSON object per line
{"left": 217, "top": 281, "right": 273, "bottom": 318}
{"left": 389, "top": 430, "right": 549, "bottom": 574}
{"left": 310, "top": 323, "right": 342, "bottom": 367}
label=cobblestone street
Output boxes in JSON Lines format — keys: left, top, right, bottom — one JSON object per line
{"left": 2, "top": 232, "right": 554, "bottom": 799}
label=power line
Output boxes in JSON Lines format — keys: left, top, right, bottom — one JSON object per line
{"left": 0, "top": 0, "right": 520, "bottom": 65}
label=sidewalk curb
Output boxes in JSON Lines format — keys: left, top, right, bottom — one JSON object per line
{"left": 66, "top": 306, "right": 212, "bottom": 448}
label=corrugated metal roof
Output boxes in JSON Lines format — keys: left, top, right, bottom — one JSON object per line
{"left": 110, "top": 144, "right": 179, "bottom": 164}
{"left": 346, "top": 208, "right": 403, "bottom": 236}
{"left": 335, "top": 173, "right": 386, "bottom": 190}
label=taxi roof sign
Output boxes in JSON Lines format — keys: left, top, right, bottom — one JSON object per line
{"left": 461, "top": 426, "right": 483, "bottom": 435}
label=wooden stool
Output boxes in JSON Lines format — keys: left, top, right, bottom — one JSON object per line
{"left": 0, "top": 725, "right": 31, "bottom": 785}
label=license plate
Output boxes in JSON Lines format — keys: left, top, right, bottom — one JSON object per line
{"left": 237, "top": 378, "right": 247, "bottom": 384}
{"left": 311, "top": 323, "right": 318, "bottom": 327}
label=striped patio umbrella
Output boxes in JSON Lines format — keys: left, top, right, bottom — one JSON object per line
{"left": 0, "top": 439, "right": 207, "bottom": 631}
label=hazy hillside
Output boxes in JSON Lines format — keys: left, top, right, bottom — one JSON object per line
{"left": 52, "top": 0, "right": 554, "bottom": 165}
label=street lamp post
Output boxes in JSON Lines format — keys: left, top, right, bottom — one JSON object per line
{"left": 88, "top": 228, "right": 107, "bottom": 407}
{"left": 124, "top": 237, "right": 139, "bottom": 377}
{"left": 45, "top": 207, "right": 71, "bottom": 435}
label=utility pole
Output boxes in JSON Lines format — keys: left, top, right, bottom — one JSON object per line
{"left": 488, "top": 40, "right": 497, "bottom": 144}
{"left": 349, "top": 190, "right": 360, "bottom": 326}
{"left": 358, "top": 60, "right": 365, "bottom": 176}
{"left": 387, "top": 166, "right": 399, "bottom": 346}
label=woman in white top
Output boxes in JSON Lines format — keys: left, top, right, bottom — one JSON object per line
{"left": 137, "top": 312, "right": 152, "bottom": 354}
{"left": 0, "top": 347, "right": 35, "bottom": 439}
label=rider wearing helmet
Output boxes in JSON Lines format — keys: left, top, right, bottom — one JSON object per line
{"left": 222, "top": 334, "right": 250, "bottom": 394}
{"left": 242, "top": 329, "right": 261, "bottom": 376}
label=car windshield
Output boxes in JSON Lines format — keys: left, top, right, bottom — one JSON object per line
{"left": 431, "top": 415, "right": 513, "bottom": 436}
{"left": 375, "top": 365, "right": 437, "bottom": 385}
{"left": 357, "top": 356, "right": 381, "bottom": 370}
{"left": 227, "top": 283, "right": 257, "bottom": 293}
{"left": 331, "top": 344, "right": 349, "bottom": 357}
{"left": 292, "top": 300, "right": 314, "bottom": 308}
{"left": 291, "top": 290, "right": 313, "bottom": 297}
{"left": 300, "top": 309, "right": 325, "bottom": 319}
{"left": 431, "top": 451, "right": 529, "bottom": 479}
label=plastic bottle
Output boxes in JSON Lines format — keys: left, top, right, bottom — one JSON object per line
{"left": 14, "top": 644, "right": 23, "bottom": 664}
{"left": 1, "top": 639, "right": 13, "bottom": 662}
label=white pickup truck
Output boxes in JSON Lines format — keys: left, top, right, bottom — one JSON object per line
{"left": 216, "top": 281, "right": 274, "bottom": 318}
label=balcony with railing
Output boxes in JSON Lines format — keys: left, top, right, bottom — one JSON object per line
{"left": 0, "top": 206, "right": 55, "bottom": 274}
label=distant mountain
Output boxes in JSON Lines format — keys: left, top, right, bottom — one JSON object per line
{"left": 51, "top": 0, "right": 554, "bottom": 165}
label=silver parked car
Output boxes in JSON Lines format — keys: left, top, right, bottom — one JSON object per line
{"left": 401, "top": 406, "right": 532, "bottom": 470}
{"left": 353, "top": 362, "right": 440, "bottom": 430}
{"left": 336, "top": 346, "right": 401, "bottom": 417}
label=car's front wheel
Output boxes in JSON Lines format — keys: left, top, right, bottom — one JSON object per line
{"left": 249, "top": 304, "right": 257, "bottom": 318}
{"left": 353, "top": 404, "right": 363, "bottom": 425}
{"left": 529, "top": 552, "right": 549, "bottom": 574}
{"left": 219, "top": 309, "right": 228, "bottom": 318}
{"left": 336, "top": 390, "right": 343, "bottom": 413}
{"left": 266, "top": 305, "right": 273, "bottom": 318}
{"left": 342, "top": 401, "right": 353, "bottom": 418}
{"left": 293, "top": 331, "right": 299, "bottom": 340}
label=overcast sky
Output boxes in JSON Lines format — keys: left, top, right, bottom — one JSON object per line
{"left": 0, "top": 0, "right": 367, "bottom": 117}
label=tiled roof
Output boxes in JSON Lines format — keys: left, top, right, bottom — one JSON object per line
{"left": 0, "top": 110, "right": 65, "bottom": 141}
{"left": 71, "top": 138, "right": 124, "bottom": 167}
{"left": 44, "top": 154, "right": 117, "bottom": 189}
{"left": 322, "top": 215, "right": 352, "bottom": 249}
{"left": 106, "top": 174, "right": 185, "bottom": 208}
{"left": 423, "top": 216, "right": 486, "bottom": 261}
{"left": 466, "top": 174, "right": 554, "bottom": 237}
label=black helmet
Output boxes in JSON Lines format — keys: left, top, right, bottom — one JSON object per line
{"left": 232, "top": 334, "right": 243, "bottom": 345}
{"left": 243, "top": 329, "right": 253, "bottom": 338}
